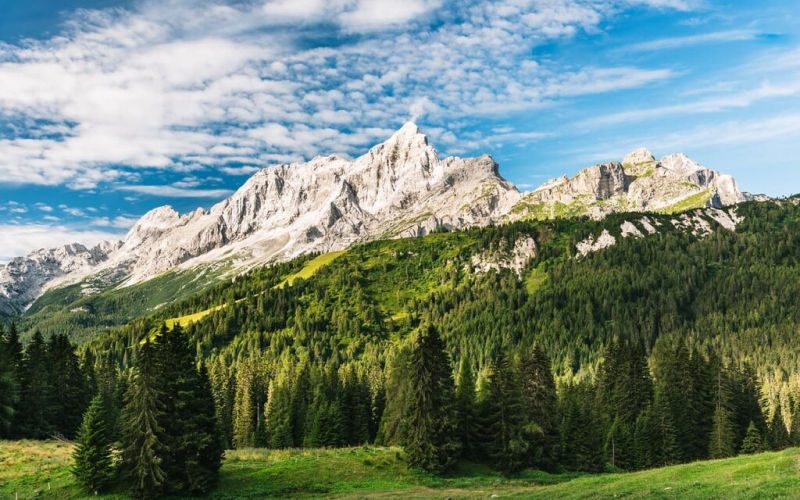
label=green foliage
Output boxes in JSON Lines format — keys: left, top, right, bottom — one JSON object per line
{"left": 72, "top": 395, "right": 114, "bottom": 494}
{"left": 121, "top": 341, "right": 166, "bottom": 498}
{"left": 740, "top": 421, "right": 765, "bottom": 454}
{"left": 403, "top": 325, "right": 460, "bottom": 473}
{"left": 479, "top": 350, "right": 529, "bottom": 474}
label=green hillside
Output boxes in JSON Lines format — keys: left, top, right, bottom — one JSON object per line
{"left": 2, "top": 441, "right": 798, "bottom": 499}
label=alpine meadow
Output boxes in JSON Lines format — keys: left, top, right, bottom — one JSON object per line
{"left": 2, "top": 0, "right": 800, "bottom": 499}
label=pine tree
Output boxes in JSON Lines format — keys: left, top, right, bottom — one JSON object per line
{"left": 790, "top": 403, "right": 800, "bottom": 446}
{"left": 152, "top": 323, "right": 222, "bottom": 494}
{"left": 72, "top": 395, "right": 114, "bottom": 495}
{"left": 740, "top": 421, "right": 764, "bottom": 454}
{"left": 559, "top": 381, "right": 604, "bottom": 472}
{"left": 47, "top": 334, "right": 88, "bottom": 438}
{"left": 518, "top": 344, "right": 559, "bottom": 470}
{"left": 769, "top": 405, "right": 790, "bottom": 451}
{"left": 480, "top": 350, "right": 528, "bottom": 474}
{"left": 184, "top": 364, "right": 224, "bottom": 494}
{"left": 265, "top": 378, "right": 294, "bottom": 449}
{"left": 455, "top": 357, "right": 479, "bottom": 459}
{"left": 708, "top": 366, "right": 736, "bottom": 459}
{"left": 16, "top": 331, "right": 52, "bottom": 438}
{"left": 121, "top": 341, "right": 166, "bottom": 499}
{"left": 0, "top": 330, "right": 19, "bottom": 437}
{"left": 653, "top": 392, "right": 681, "bottom": 466}
{"left": 404, "top": 325, "right": 460, "bottom": 473}
{"left": 232, "top": 362, "right": 258, "bottom": 448}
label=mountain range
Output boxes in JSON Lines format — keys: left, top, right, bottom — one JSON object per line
{"left": 0, "top": 123, "right": 755, "bottom": 316}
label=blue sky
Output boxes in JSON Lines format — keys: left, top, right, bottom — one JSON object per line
{"left": 1, "top": 0, "right": 799, "bottom": 261}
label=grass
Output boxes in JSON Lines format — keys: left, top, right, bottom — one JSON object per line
{"left": 659, "top": 190, "right": 714, "bottom": 214}
{"left": 3, "top": 441, "right": 799, "bottom": 499}
{"left": 275, "top": 250, "right": 347, "bottom": 288}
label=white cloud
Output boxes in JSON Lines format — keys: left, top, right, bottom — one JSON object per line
{"left": 623, "top": 29, "right": 759, "bottom": 52}
{"left": 117, "top": 185, "right": 234, "bottom": 198}
{"left": 0, "top": 224, "right": 123, "bottom": 264}
{"left": 0, "top": 0, "right": 686, "bottom": 189}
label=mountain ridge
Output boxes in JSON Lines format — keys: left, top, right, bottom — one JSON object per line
{"left": 0, "top": 124, "right": 757, "bottom": 315}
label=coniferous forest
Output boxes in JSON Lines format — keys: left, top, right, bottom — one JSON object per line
{"left": 3, "top": 200, "right": 800, "bottom": 496}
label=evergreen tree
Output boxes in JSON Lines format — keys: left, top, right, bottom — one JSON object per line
{"left": 184, "top": 364, "right": 224, "bottom": 494}
{"left": 72, "top": 395, "right": 114, "bottom": 495}
{"left": 152, "top": 323, "right": 222, "bottom": 494}
{"left": 0, "top": 331, "right": 18, "bottom": 436}
{"left": 790, "top": 403, "right": 800, "bottom": 446}
{"left": 265, "top": 378, "right": 294, "bottom": 449}
{"left": 559, "top": 381, "right": 604, "bottom": 472}
{"left": 518, "top": 344, "right": 559, "bottom": 470}
{"left": 769, "top": 405, "right": 790, "bottom": 451}
{"left": 404, "top": 325, "right": 460, "bottom": 473}
{"left": 121, "top": 341, "right": 166, "bottom": 499}
{"left": 708, "top": 365, "right": 736, "bottom": 459}
{"left": 652, "top": 392, "right": 681, "bottom": 466}
{"left": 454, "top": 357, "right": 479, "bottom": 459}
{"left": 16, "top": 331, "right": 52, "bottom": 438}
{"left": 740, "top": 421, "right": 764, "bottom": 454}
{"left": 47, "top": 334, "right": 88, "bottom": 438}
{"left": 479, "top": 350, "right": 528, "bottom": 474}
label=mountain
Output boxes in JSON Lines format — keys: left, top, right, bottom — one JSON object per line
{"left": 0, "top": 241, "right": 121, "bottom": 316}
{"left": 0, "top": 124, "right": 756, "bottom": 316}
{"left": 509, "top": 147, "right": 750, "bottom": 220}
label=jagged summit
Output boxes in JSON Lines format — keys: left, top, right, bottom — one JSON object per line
{"left": 623, "top": 148, "right": 655, "bottom": 165}
{"left": 510, "top": 147, "right": 751, "bottom": 221}
{"left": 0, "top": 127, "right": 756, "bottom": 314}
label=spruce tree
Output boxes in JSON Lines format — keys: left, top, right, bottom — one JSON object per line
{"left": 72, "top": 395, "right": 114, "bottom": 495}
{"left": 480, "top": 350, "right": 528, "bottom": 474}
{"left": 518, "top": 344, "right": 559, "bottom": 470}
{"left": 790, "top": 404, "right": 800, "bottom": 446}
{"left": 121, "top": 341, "right": 166, "bottom": 499}
{"left": 152, "top": 323, "right": 222, "bottom": 494}
{"left": 0, "top": 331, "right": 19, "bottom": 436}
{"left": 404, "top": 325, "right": 460, "bottom": 473}
{"left": 16, "top": 331, "right": 52, "bottom": 438}
{"left": 769, "top": 405, "right": 790, "bottom": 451}
{"left": 708, "top": 366, "right": 736, "bottom": 459}
{"left": 740, "top": 421, "right": 764, "bottom": 454}
{"left": 47, "top": 334, "right": 88, "bottom": 438}
{"left": 455, "top": 357, "right": 479, "bottom": 459}
{"left": 265, "top": 378, "right": 294, "bottom": 449}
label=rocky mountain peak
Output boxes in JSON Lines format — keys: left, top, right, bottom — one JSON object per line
{"left": 624, "top": 148, "right": 656, "bottom": 165}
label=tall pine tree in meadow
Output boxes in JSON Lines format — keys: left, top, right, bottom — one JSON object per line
{"left": 73, "top": 394, "right": 114, "bottom": 495}
{"left": 455, "top": 357, "right": 479, "bottom": 459}
{"left": 740, "top": 421, "right": 765, "bottom": 454}
{"left": 264, "top": 378, "right": 294, "bottom": 449}
{"left": 518, "top": 344, "right": 559, "bottom": 470}
{"left": 479, "top": 350, "right": 528, "bottom": 474}
{"left": 16, "top": 331, "right": 52, "bottom": 438}
{"left": 404, "top": 324, "right": 460, "bottom": 473}
{"left": 708, "top": 364, "right": 736, "bottom": 459}
{"left": 121, "top": 340, "right": 166, "bottom": 499}
{"left": 0, "top": 329, "right": 19, "bottom": 437}
{"left": 152, "top": 323, "right": 223, "bottom": 494}
{"left": 47, "top": 334, "right": 89, "bottom": 438}
{"left": 768, "top": 405, "right": 790, "bottom": 451}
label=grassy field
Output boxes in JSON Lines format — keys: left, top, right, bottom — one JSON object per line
{"left": 275, "top": 250, "right": 347, "bottom": 288}
{"left": 2, "top": 441, "right": 799, "bottom": 499}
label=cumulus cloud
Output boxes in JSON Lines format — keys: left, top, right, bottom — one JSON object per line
{"left": 0, "top": 0, "right": 684, "bottom": 190}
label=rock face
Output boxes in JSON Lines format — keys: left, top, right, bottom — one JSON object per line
{"left": 0, "top": 241, "right": 121, "bottom": 315}
{"left": 0, "top": 127, "right": 756, "bottom": 314}
{"left": 98, "top": 122, "right": 521, "bottom": 285}
{"left": 511, "top": 148, "right": 750, "bottom": 220}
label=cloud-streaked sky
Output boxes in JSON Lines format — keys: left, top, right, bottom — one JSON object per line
{"left": 1, "top": 0, "right": 798, "bottom": 262}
